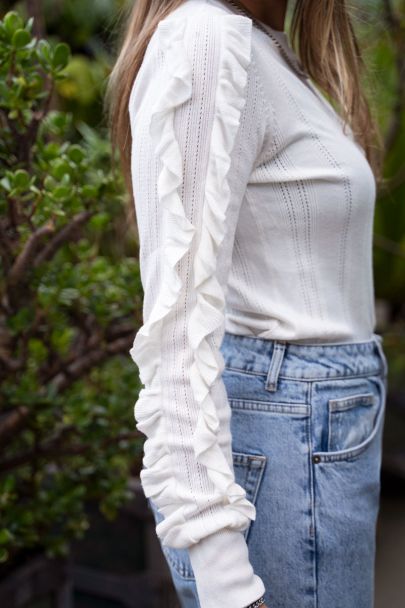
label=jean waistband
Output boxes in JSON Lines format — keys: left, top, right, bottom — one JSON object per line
{"left": 220, "top": 331, "right": 388, "bottom": 384}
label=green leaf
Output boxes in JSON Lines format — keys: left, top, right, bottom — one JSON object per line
{"left": 7, "top": 307, "right": 34, "bottom": 333}
{"left": 82, "top": 184, "right": 99, "bottom": 198}
{"left": 28, "top": 338, "right": 48, "bottom": 362}
{"left": 67, "top": 145, "right": 85, "bottom": 164}
{"left": 53, "top": 185, "right": 71, "bottom": 200}
{"left": 44, "top": 175, "right": 56, "bottom": 190}
{"left": 52, "top": 43, "right": 70, "bottom": 71}
{"left": 42, "top": 111, "right": 72, "bottom": 137}
{"left": 3, "top": 12, "right": 23, "bottom": 36}
{"left": 36, "top": 39, "right": 52, "bottom": 66}
{"left": 51, "top": 159, "right": 71, "bottom": 180}
{"left": 51, "top": 327, "right": 75, "bottom": 356}
{"left": 0, "top": 529, "right": 13, "bottom": 545}
{"left": 59, "top": 288, "right": 80, "bottom": 305}
{"left": 0, "top": 177, "right": 11, "bottom": 192}
{"left": 0, "top": 548, "right": 9, "bottom": 563}
{"left": 12, "top": 28, "right": 30, "bottom": 48}
{"left": 89, "top": 212, "right": 109, "bottom": 229}
{"left": 14, "top": 169, "right": 30, "bottom": 189}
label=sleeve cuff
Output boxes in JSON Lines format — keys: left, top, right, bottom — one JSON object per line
{"left": 188, "top": 527, "right": 265, "bottom": 608}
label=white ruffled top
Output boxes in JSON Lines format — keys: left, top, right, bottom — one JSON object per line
{"left": 128, "top": 0, "right": 378, "bottom": 606}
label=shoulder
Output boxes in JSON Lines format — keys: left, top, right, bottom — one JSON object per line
{"left": 130, "top": 1, "right": 267, "bottom": 141}
{"left": 152, "top": 0, "right": 254, "bottom": 55}
{"left": 158, "top": 0, "right": 252, "bottom": 25}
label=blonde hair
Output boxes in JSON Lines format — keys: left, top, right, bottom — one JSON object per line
{"left": 104, "top": 0, "right": 384, "bottom": 206}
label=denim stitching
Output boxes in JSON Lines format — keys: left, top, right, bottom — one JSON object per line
{"left": 225, "top": 366, "right": 385, "bottom": 381}
{"left": 328, "top": 392, "right": 375, "bottom": 412}
{"left": 307, "top": 380, "right": 319, "bottom": 606}
{"left": 313, "top": 379, "right": 386, "bottom": 462}
{"left": 229, "top": 398, "right": 310, "bottom": 415}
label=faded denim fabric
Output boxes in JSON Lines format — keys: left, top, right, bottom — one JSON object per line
{"left": 148, "top": 331, "right": 388, "bottom": 608}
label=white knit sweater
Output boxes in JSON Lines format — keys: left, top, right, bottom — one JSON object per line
{"left": 128, "top": 0, "right": 378, "bottom": 606}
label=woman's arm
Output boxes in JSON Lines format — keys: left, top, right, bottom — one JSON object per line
{"left": 129, "top": 9, "right": 268, "bottom": 608}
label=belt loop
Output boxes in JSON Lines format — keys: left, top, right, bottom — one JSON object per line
{"left": 372, "top": 333, "right": 388, "bottom": 378}
{"left": 265, "top": 341, "right": 287, "bottom": 392}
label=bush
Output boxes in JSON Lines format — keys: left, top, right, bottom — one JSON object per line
{"left": 0, "top": 11, "right": 142, "bottom": 565}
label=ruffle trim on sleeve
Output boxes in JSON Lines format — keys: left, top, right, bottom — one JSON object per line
{"left": 129, "top": 13, "right": 256, "bottom": 549}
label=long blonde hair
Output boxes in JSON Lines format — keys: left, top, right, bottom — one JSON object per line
{"left": 104, "top": 0, "right": 384, "bottom": 206}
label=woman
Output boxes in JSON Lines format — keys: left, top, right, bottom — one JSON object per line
{"left": 105, "top": 1, "right": 388, "bottom": 607}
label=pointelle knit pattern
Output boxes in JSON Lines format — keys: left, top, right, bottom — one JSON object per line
{"left": 128, "top": 0, "right": 378, "bottom": 606}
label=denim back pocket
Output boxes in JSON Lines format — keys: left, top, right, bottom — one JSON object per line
{"left": 232, "top": 451, "right": 267, "bottom": 542}
{"left": 328, "top": 392, "right": 377, "bottom": 452}
{"left": 312, "top": 373, "right": 387, "bottom": 462}
{"left": 147, "top": 449, "right": 267, "bottom": 581}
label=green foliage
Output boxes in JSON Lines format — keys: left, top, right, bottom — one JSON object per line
{"left": 39, "top": 0, "right": 116, "bottom": 126}
{"left": 360, "top": 1, "right": 405, "bottom": 306}
{"left": 0, "top": 11, "right": 143, "bottom": 565}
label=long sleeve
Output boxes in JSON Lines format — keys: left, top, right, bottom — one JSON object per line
{"left": 128, "top": 8, "right": 268, "bottom": 608}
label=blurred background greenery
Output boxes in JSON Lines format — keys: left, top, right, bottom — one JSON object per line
{"left": 0, "top": 0, "right": 404, "bottom": 607}
{"left": 0, "top": 0, "right": 144, "bottom": 580}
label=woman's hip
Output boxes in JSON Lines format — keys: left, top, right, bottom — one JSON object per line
{"left": 222, "top": 330, "right": 387, "bottom": 607}
{"left": 221, "top": 330, "right": 388, "bottom": 467}
{"left": 148, "top": 331, "right": 388, "bottom": 607}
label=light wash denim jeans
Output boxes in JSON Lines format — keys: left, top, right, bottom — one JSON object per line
{"left": 148, "top": 331, "right": 388, "bottom": 608}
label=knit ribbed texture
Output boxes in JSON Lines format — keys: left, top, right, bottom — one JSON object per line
{"left": 128, "top": 1, "right": 377, "bottom": 606}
